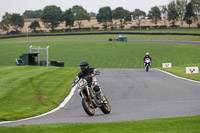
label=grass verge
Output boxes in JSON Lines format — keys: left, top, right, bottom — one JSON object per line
{"left": 0, "top": 34, "right": 200, "bottom": 43}
{"left": 159, "top": 64, "right": 200, "bottom": 81}
{"left": 0, "top": 66, "right": 79, "bottom": 121}
{"left": 0, "top": 28, "right": 200, "bottom": 37}
{"left": 0, "top": 115, "right": 200, "bottom": 133}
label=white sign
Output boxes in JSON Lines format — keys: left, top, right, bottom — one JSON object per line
{"left": 186, "top": 67, "right": 199, "bottom": 74}
{"left": 162, "top": 63, "right": 172, "bottom": 68}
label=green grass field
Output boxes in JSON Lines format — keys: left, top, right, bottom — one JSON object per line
{"left": 0, "top": 66, "right": 79, "bottom": 121}
{"left": 0, "top": 34, "right": 200, "bottom": 132}
{"left": 113, "top": 28, "right": 200, "bottom": 34}
{"left": 1, "top": 34, "right": 200, "bottom": 43}
{"left": 0, "top": 115, "right": 200, "bottom": 133}
{"left": 160, "top": 64, "right": 200, "bottom": 81}
{"left": 0, "top": 28, "right": 200, "bottom": 38}
{"left": 0, "top": 35, "right": 200, "bottom": 67}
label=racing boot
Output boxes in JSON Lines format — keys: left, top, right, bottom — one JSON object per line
{"left": 97, "top": 90, "right": 107, "bottom": 104}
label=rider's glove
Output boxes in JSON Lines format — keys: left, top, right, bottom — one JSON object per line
{"left": 94, "top": 69, "right": 100, "bottom": 75}
{"left": 71, "top": 76, "right": 79, "bottom": 88}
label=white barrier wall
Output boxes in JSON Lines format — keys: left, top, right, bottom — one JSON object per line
{"left": 162, "top": 63, "right": 172, "bottom": 68}
{"left": 186, "top": 67, "right": 199, "bottom": 74}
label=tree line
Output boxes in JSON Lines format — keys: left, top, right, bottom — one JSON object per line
{"left": 0, "top": 0, "right": 199, "bottom": 34}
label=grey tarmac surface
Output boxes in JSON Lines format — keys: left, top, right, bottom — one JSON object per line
{"left": 1, "top": 68, "right": 200, "bottom": 126}
{"left": 128, "top": 40, "right": 200, "bottom": 45}
{"left": 1, "top": 40, "right": 200, "bottom": 45}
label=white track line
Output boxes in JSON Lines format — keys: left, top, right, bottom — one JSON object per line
{"left": 0, "top": 85, "right": 77, "bottom": 125}
{"left": 155, "top": 69, "right": 200, "bottom": 84}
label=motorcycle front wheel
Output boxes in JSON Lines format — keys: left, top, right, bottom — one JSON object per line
{"left": 145, "top": 64, "right": 149, "bottom": 72}
{"left": 82, "top": 98, "right": 95, "bottom": 116}
{"left": 100, "top": 96, "right": 111, "bottom": 114}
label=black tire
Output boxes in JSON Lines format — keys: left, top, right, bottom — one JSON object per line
{"left": 82, "top": 98, "right": 95, "bottom": 116}
{"left": 146, "top": 64, "right": 149, "bottom": 72}
{"left": 100, "top": 96, "right": 111, "bottom": 114}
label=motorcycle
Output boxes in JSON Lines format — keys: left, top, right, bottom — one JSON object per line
{"left": 75, "top": 72, "right": 111, "bottom": 116}
{"left": 144, "top": 58, "right": 151, "bottom": 72}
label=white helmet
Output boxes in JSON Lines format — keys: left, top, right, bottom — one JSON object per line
{"left": 146, "top": 52, "right": 149, "bottom": 55}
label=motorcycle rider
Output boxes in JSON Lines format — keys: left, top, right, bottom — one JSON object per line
{"left": 71, "top": 60, "right": 106, "bottom": 103}
{"left": 143, "top": 52, "right": 152, "bottom": 67}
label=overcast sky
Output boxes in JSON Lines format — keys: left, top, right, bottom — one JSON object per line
{"left": 0, "top": 0, "right": 172, "bottom": 20}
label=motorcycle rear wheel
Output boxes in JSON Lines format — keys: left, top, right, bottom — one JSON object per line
{"left": 82, "top": 98, "right": 95, "bottom": 116}
{"left": 100, "top": 96, "right": 111, "bottom": 114}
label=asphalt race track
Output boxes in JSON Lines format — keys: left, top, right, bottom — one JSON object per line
{"left": 1, "top": 68, "right": 200, "bottom": 126}
{"left": 1, "top": 40, "right": 200, "bottom": 45}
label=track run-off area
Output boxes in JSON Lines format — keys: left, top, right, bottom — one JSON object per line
{"left": 0, "top": 68, "right": 200, "bottom": 126}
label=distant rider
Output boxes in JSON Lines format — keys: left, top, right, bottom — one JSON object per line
{"left": 143, "top": 52, "right": 152, "bottom": 67}
{"left": 71, "top": 60, "right": 106, "bottom": 102}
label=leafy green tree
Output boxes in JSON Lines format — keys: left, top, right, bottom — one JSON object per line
{"left": 148, "top": 6, "right": 161, "bottom": 26}
{"left": 176, "top": 0, "right": 187, "bottom": 27}
{"left": 168, "top": 0, "right": 179, "bottom": 27}
{"left": 160, "top": 5, "right": 168, "bottom": 17}
{"left": 113, "top": 7, "right": 131, "bottom": 29}
{"left": 124, "top": 10, "right": 132, "bottom": 22}
{"left": 41, "top": 5, "right": 63, "bottom": 31}
{"left": 9, "top": 13, "right": 24, "bottom": 32}
{"left": 71, "top": 5, "right": 90, "bottom": 28}
{"left": 23, "top": 10, "right": 42, "bottom": 18}
{"left": 132, "top": 9, "right": 146, "bottom": 27}
{"left": 184, "top": 2, "right": 195, "bottom": 27}
{"left": 191, "top": 0, "right": 200, "bottom": 26}
{"left": 0, "top": 12, "right": 11, "bottom": 33}
{"left": 28, "top": 20, "right": 40, "bottom": 32}
{"left": 96, "top": 6, "right": 112, "bottom": 30}
{"left": 63, "top": 8, "right": 75, "bottom": 29}
{"left": 160, "top": 5, "right": 168, "bottom": 26}
{"left": 0, "top": 21, "right": 8, "bottom": 33}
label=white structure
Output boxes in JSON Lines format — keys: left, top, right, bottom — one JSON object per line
{"left": 162, "top": 63, "right": 172, "bottom": 68}
{"left": 186, "top": 67, "right": 199, "bottom": 74}
{"left": 30, "top": 45, "right": 50, "bottom": 66}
